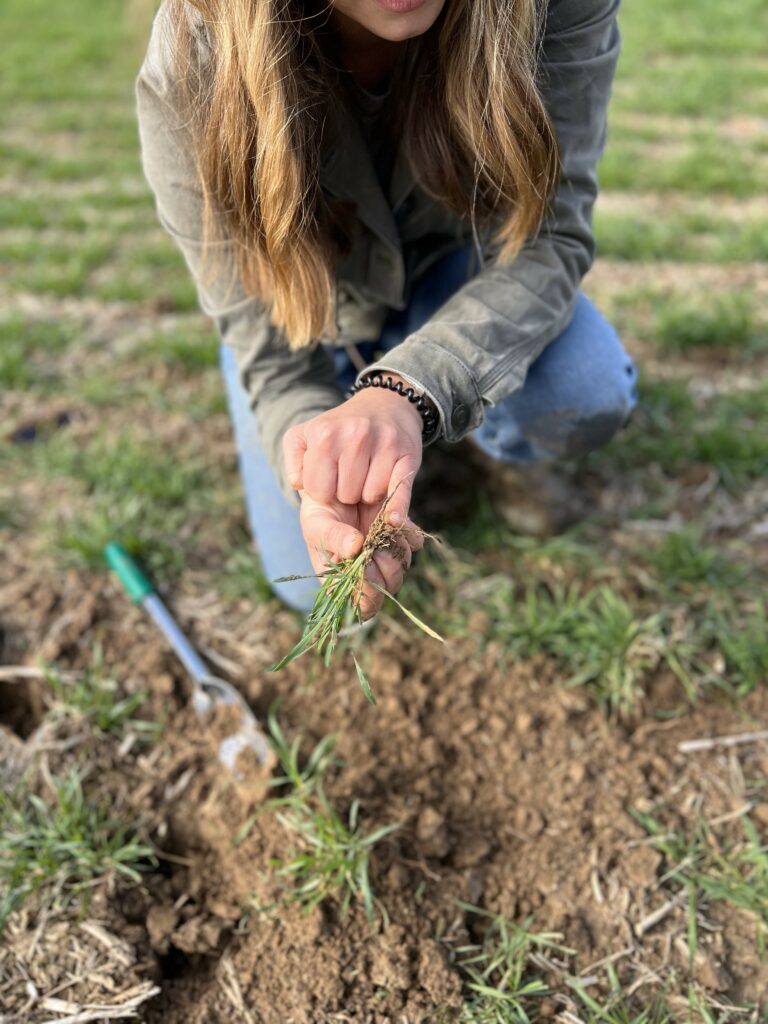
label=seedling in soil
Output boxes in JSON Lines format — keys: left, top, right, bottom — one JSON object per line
{"left": 261, "top": 701, "right": 341, "bottom": 810}
{"left": 634, "top": 809, "right": 768, "bottom": 955}
{"left": 271, "top": 492, "right": 443, "bottom": 704}
{"left": 45, "top": 658, "right": 155, "bottom": 737}
{"left": 233, "top": 702, "right": 341, "bottom": 846}
{"left": 0, "top": 767, "right": 154, "bottom": 932}
{"left": 567, "top": 977, "right": 674, "bottom": 1023}
{"left": 705, "top": 599, "right": 768, "bottom": 697}
{"left": 269, "top": 790, "right": 400, "bottom": 924}
{"left": 453, "top": 900, "right": 573, "bottom": 1023}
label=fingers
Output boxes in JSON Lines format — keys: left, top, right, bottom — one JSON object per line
{"left": 402, "top": 518, "right": 425, "bottom": 553}
{"left": 373, "top": 547, "right": 407, "bottom": 593}
{"left": 337, "top": 447, "right": 370, "bottom": 506}
{"left": 357, "top": 542, "right": 410, "bottom": 619}
{"left": 384, "top": 455, "right": 419, "bottom": 527}
{"left": 283, "top": 425, "right": 307, "bottom": 491}
{"left": 301, "top": 503, "right": 364, "bottom": 565}
{"left": 302, "top": 449, "right": 338, "bottom": 505}
{"left": 360, "top": 451, "right": 395, "bottom": 506}
{"left": 357, "top": 559, "right": 387, "bottom": 620}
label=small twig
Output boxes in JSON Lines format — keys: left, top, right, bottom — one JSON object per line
{"left": 678, "top": 729, "right": 768, "bottom": 754}
{"left": 218, "top": 954, "right": 257, "bottom": 1024}
{"left": 636, "top": 897, "right": 679, "bottom": 937}
{"left": 708, "top": 803, "right": 753, "bottom": 827}
{"left": 0, "top": 666, "right": 66, "bottom": 682}
{"left": 581, "top": 945, "right": 635, "bottom": 975}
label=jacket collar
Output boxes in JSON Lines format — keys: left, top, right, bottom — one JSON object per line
{"left": 319, "top": 97, "right": 415, "bottom": 253}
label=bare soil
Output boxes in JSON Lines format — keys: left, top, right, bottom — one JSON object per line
{"left": 2, "top": 540, "right": 767, "bottom": 1022}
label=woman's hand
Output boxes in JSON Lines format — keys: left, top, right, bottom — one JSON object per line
{"left": 299, "top": 491, "right": 424, "bottom": 618}
{"left": 283, "top": 381, "right": 426, "bottom": 618}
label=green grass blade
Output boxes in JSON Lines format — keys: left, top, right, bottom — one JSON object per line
{"left": 353, "top": 655, "right": 376, "bottom": 705}
{"left": 369, "top": 581, "right": 444, "bottom": 642}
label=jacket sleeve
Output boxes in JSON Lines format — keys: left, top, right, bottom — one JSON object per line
{"left": 135, "top": 2, "right": 343, "bottom": 501}
{"left": 357, "top": 0, "right": 621, "bottom": 442}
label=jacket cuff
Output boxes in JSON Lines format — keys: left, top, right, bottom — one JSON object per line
{"left": 355, "top": 337, "right": 484, "bottom": 443}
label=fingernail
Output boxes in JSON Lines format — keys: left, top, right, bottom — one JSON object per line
{"left": 389, "top": 512, "right": 404, "bottom": 526}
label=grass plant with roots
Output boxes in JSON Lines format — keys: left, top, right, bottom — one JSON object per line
{"left": 270, "top": 490, "right": 443, "bottom": 703}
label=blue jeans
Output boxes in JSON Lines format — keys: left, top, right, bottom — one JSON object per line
{"left": 221, "top": 244, "right": 638, "bottom": 612}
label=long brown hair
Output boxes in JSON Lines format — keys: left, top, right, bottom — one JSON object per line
{"left": 168, "top": 0, "right": 559, "bottom": 349}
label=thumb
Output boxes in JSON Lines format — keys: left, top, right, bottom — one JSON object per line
{"left": 303, "top": 507, "right": 364, "bottom": 562}
{"left": 385, "top": 456, "right": 418, "bottom": 527}
{"left": 283, "top": 425, "right": 307, "bottom": 491}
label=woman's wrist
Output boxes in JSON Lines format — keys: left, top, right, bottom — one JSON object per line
{"left": 349, "top": 370, "right": 439, "bottom": 442}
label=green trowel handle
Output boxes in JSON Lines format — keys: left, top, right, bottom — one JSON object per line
{"left": 104, "top": 543, "right": 155, "bottom": 604}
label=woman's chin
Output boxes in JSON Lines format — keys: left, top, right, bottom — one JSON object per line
{"left": 336, "top": 0, "right": 446, "bottom": 44}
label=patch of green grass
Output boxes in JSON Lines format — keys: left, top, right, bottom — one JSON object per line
{"left": 46, "top": 660, "right": 155, "bottom": 736}
{"left": 569, "top": 978, "right": 675, "bottom": 1019}
{"left": 616, "top": 0, "right": 768, "bottom": 60}
{"left": 72, "top": 374, "right": 166, "bottom": 409}
{"left": 594, "top": 209, "right": 768, "bottom": 263}
{"left": 1, "top": 432, "right": 226, "bottom": 575}
{"left": 442, "top": 493, "right": 599, "bottom": 573}
{"left": 706, "top": 601, "right": 768, "bottom": 695}
{"left": 567, "top": 972, "right": 673, "bottom": 1024}
{"left": 0, "top": 494, "right": 18, "bottom": 530}
{"left": 94, "top": 269, "right": 199, "bottom": 311}
{"left": 453, "top": 902, "right": 571, "bottom": 1023}
{"left": 261, "top": 705, "right": 340, "bottom": 812}
{"left": 0, "top": 195, "right": 51, "bottom": 230}
{"left": 691, "top": 423, "right": 768, "bottom": 489}
{"left": 243, "top": 705, "right": 396, "bottom": 922}
{"left": 218, "top": 544, "right": 274, "bottom": 605}
{"left": 0, "top": 314, "right": 77, "bottom": 352}
{"left": 451, "top": 580, "right": 668, "bottom": 718}
{"left": 593, "top": 206, "right": 768, "bottom": 262}
{"left": 0, "top": 0, "right": 139, "bottom": 106}
{"left": 612, "top": 58, "right": 768, "bottom": 120}
{"left": 52, "top": 499, "right": 188, "bottom": 576}
{"left": 0, "top": 767, "right": 155, "bottom": 931}
{"left": 0, "top": 315, "right": 77, "bottom": 389}
{"left": 633, "top": 810, "right": 768, "bottom": 954}
{"left": 655, "top": 295, "right": 766, "bottom": 354}
{"left": 590, "top": 379, "right": 768, "bottom": 490}
{"left": 600, "top": 133, "right": 766, "bottom": 196}
{"left": 234, "top": 703, "right": 341, "bottom": 846}
{"left": 645, "top": 529, "right": 749, "bottom": 593}
{"left": 29, "top": 433, "right": 211, "bottom": 509}
{"left": 726, "top": 383, "right": 768, "bottom": 419}
{"left": 0, "top": 191, "right": 154, "bottom": 231}
{"left": 268, "top": 793, "right": 399, "bottom": 923}
{"left": 0, "top": 235, "right": 114, "bottom": 297}
{"left": 143, "top": 329, "right": 221, "bottom": 372}
{"left": 0, "top": 344, "right": 32, "bottom": 390}
{"left": 0, "top": 147, "right": 124, "bottom": 184}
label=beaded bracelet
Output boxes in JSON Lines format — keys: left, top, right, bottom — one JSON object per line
{"left": 348, "top": 371, "right": 440, "bottom": 442}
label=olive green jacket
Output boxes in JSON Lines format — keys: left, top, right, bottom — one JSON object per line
{"left": 136, "top": 0, "right": 621, "bottom": 498}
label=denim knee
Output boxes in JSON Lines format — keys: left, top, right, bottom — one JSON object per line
{"left": 556, "top": 392, "right": 634, "bottom": 458}
{"left": 473, "top": 293, "right": 638, "bottom": 464}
